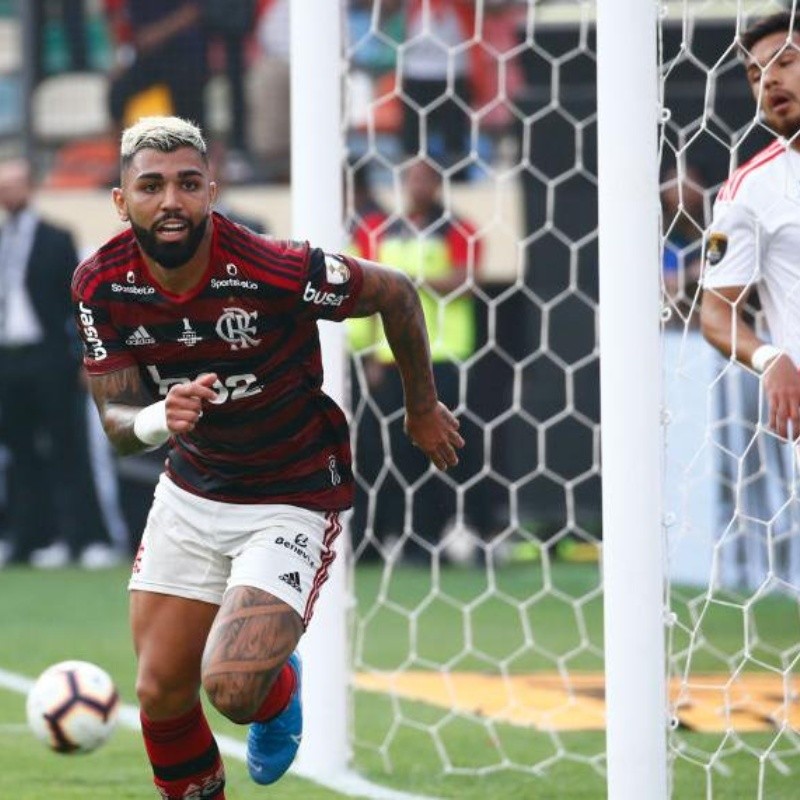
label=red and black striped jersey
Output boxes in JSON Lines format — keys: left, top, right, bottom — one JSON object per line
{"left": 72, "top": 212, "right": 364, "bottom": 510}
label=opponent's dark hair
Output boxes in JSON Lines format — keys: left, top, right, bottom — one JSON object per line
{"left": 741, "top": 11, "right": 796, "bottom": 54}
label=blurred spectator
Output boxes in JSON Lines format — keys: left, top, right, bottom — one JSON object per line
{"left": 0, "top": 158, "right": 121, "bottom": 568}
{"left": 348, "top": 0, "right": 404, "bottom": 76}
{"left": 401, "top": 0, "right": 473, "bottom": 174}
{"left": 106, "top": 1, "right": 207, "bottom": 133}
{"left": 32, "top": 0, "right": 89, "bottom": 82}
{"left": 345, "top": 2, "right": 405, "bottom": 164}
{"left": 202, "top": 0, "right": 258, "bottom": 178}
{"left": 348, "top": 158, "right": 485, "bottom": 561}
{"left": 467, "top": 2, "right": 526, "bottom": 145}
{"left": 248, "top": 0, "right": 291, "bottom": 181}
{"left": 348, "top": 161, "right": 390, "bottom": 260}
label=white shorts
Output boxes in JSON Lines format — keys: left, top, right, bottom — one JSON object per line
{"left": 128, "top": 475, "right": 342, "bottom": 627}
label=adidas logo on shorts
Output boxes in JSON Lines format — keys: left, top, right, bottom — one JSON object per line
{"left": 279, "top": 571, "right": 301, "bottom": 593}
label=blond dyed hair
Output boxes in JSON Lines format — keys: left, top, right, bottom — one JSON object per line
{"left": 120, "top": 116, "right": 207, "bottom": 170}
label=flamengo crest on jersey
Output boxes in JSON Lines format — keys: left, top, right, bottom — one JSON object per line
{"left": 70, "top": 212, "right": 365, "bottom": 510}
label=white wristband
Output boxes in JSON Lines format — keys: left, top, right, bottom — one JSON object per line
{"left": 751, "top": 344, "right": 784, "bottom": 373}
{"left": 133, "top": 400, "right": 170, "bottom": 447}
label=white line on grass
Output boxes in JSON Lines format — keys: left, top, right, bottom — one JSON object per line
{"left": 0, "top": 667, "right": 436, "bottom": 800}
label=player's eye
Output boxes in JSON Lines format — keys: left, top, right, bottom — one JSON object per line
{"left": 183, "top": 180, "right": 200, "bottom": 191}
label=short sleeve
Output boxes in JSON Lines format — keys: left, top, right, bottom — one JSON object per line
{"left": 73, "top": 293, "right": 136, "bottom": 375}
{"left": 295, "top": 247, "right": 364, "bottom": 321}
{"left": 701, "top": 199, "right": 760, "bottom": 290}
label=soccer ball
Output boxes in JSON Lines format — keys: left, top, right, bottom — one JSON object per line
{"left": 26, "top": 660, "right": 120, "bottom": 754}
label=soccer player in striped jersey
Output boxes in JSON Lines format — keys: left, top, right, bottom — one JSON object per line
{"left": 72, "top": 116, "right": 464, "bottom": 799}
{"left": 701, "top": 11, "right": 800, "bottom": 439}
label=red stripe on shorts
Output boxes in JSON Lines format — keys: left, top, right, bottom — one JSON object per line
{"left": 302, "top": 511, "right": 342, "bottom": 627}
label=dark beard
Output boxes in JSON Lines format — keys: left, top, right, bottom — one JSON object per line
{"left": 131, "top": 215, "right": 208, "bottom": 270}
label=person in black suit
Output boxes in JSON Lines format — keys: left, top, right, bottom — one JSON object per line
{"left": 0, "top": 158, "right": 120, "bottom": 567}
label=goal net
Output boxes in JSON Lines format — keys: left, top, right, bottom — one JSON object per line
{"left": 660, "top": 0, "right": 800, "bottom": 797}
{"left": 339, "top": 0, "right": 800, "bottom": 797}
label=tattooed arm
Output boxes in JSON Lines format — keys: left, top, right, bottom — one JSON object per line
{"left": 87, "top": 366, "right": 218, "bottom": 456}
{"left": 349, "top": 258, "right": 464, "bottom": 470}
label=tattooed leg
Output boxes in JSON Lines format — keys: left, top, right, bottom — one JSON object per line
{"left": 201, "top": 587, "right": 303, "bottom": 723}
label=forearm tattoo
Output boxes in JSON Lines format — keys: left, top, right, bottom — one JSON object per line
{"left": 353, "top": 262, "right": 438, "bottom": 414}
{"left": 90, "top": 366, "right": 155, "bottom": 455}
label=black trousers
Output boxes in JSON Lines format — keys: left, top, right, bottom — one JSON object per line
{"left": 0, "top": 345, "right": 109, "bottom": 562}
{"left": 108, "top": 52, "right": 207, "bottom": 130}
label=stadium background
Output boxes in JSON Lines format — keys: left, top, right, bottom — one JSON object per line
{"left": 0, "top": 1, "right": 770, "bottom": 544}
{"left": 0, "top": 0, "right": 606, "bottom": 542}
{"left": 1, "top": 2, "right": 799, "bottom": 799}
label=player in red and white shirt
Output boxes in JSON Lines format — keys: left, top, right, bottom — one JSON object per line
{"left": 72, "top": 116, "right": 463, "bottom": 799}
{"left": 701, "top": 12, "right": 800, "bottom": 440}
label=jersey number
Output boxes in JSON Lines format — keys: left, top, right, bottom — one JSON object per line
{"left": 146, "top": 366, "right": 261, "bottom": 404}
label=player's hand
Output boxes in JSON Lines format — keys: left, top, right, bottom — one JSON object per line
{"left": 164, "top": 373, "right": 219, "bottom": 435}
{"left": 405, "top": 401, "right": 465, "bottom": 471}
{"left": 763, "top": 354, "right": 800, "bottom": 439}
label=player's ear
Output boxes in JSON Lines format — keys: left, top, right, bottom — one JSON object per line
{"left": 111, "top": 187, "right": 129, "bottom": 222}
{"left": 208, "top": 180, "right": 218, "bottom": 207}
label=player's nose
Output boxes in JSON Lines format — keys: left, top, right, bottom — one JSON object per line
{"left": 160, "top": 182, "right": 182, "bottom": 210}
{"left": 763, "top": 65, "right": 780, "bottom": 88}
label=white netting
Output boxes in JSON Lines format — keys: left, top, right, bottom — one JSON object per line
{"left": 661, "top": 0, "right": 800, "bottom": 797}
{"left": 343, "top": 0, "right": 605, "bottom": 792}
{"left": 340, "top": 0, "right": 800, "bottom": 797}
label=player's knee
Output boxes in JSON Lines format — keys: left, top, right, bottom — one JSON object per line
{"left": 135, "top": 673, "right": 161, "bottom": 717}
{"left": 136, "top": 672, "right": 197, "bottom": 720}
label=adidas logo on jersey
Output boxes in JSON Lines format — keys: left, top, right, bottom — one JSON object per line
{"left": 125, "top": 325, "right": 155, "bottom": 346}
{"left": 279, "top": 571, "right": 302, "bottom": 593}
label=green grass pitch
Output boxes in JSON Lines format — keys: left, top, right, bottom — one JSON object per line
{"left": 0, "top": 564, "right": 798, "bottom": 799}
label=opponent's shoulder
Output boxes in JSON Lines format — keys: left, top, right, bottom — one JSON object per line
{"left": 716, "top": 140, "right": 786, "bottom": 203}
{"left": 71, "top": 228, "right": 138, "bottom": 300}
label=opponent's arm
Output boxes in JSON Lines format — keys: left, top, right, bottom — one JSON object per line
{"left": 700, "top": 285, "right": 760, "bottom": 363}
{"left": 349, "top": 258, "right": 464, "bottom": 470}
{"left": 701, "top": 285, "right": 800, "bottom": 438}
{"left": 88, "top": 366, "right": 218, "bottom": 456}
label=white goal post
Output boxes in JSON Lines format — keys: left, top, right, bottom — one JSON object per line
{"left": 289, "top": 0, "right": 350, "bottom": 784}
{"left": 597, "top": 0, "right": 668, "bottom": 797}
